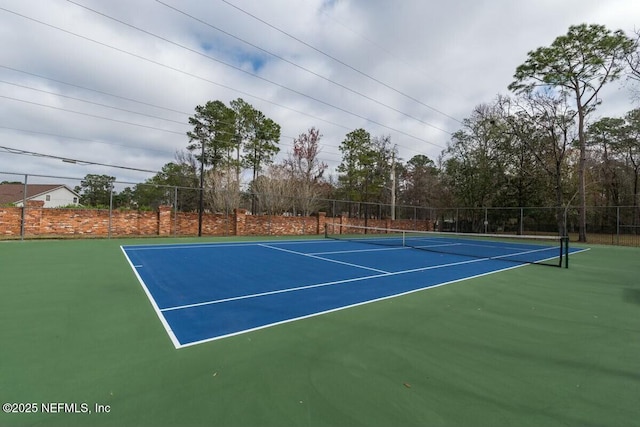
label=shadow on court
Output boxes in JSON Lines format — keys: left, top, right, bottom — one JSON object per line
{"left": 623, "top": 288, "right": 640, "bottom": 305}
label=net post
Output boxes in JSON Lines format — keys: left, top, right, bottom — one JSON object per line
{"left": 324, "top": 223, "right": 328, "bottom": 238}
{"left": 562, "top": 236, "right": 569, "bottom": 268}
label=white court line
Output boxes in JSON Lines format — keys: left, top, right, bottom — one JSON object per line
{"left": 486, "top": 245, "right": 558, "bottom": 258}
{"left": 160, "top": 245, "right": 568, "bottom": 312}
{"left": 161, "top": 256, "right": 489, "bottom": 313}
{"left": 174, "top": 259, "right": 538, "bottom": 349}
{"left": 310, "top": 246, "right": 409, "bottom": 255}
{"left": 161, "top": 243, "right": 582, "bottom": 314}
{"left": 312, "top": 240, "right": 552, "bottom": 256}
{"left": 120, "top": 246, "right": 181, "bottom": 349}
{"left": 258, "top": 243, "right": 391, "bottom": 274}
{"left": 123, "top": 239, "right": 591, "bottom": 349}
{"left": 123, "top": 238, "right": 334, "bottom": 251}
{"left": 411, "top": 242, "right": 463, "bottom": 249}
{"left": 175, "top": 248, "right": 591, "bottom": 349}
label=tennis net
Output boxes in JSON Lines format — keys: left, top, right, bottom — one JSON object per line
{"left": 325, "top": 223, "right": 570, "bottom": 268}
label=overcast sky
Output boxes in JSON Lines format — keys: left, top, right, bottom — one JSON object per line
{"left": 1, "top": 0, "right": 639, "bottom": 189}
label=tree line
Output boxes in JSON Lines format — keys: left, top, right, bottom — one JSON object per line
{"left": 73, "top": 24, "right": 640, "bottom": 241}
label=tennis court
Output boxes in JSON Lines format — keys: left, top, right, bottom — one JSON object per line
{"left": 122, "top": 229, "right": 582, "bottom": 348}
{"left": 2, "top": 236, "right": 639, "bottom": 427}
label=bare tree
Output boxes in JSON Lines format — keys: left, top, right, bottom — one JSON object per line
{"left": 508, "top": 92, "right": 578, "bottom": 235}
{"left": 252, "top": 165, "right": 295, "bottom": 215}
{"left": 204, "top": 166, "right": 241, "bottom": 215}
{"left": 285, "top": 127, "right": 328, "bottom": 215}
{"left": 442, "top": 103, "right": 509, "bottom": 210}
{"left": 622, "top": 109, "right": 640, "bottom": 216}
{"left": 587, "top": 117, "right": 627, "bottom": 206}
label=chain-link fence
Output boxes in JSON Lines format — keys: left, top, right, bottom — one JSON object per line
{"left": 428, "top": 205, "right": 640, "bottom": 246}
{"left": 2, "top": 171, "right": 639, "bottom": 245}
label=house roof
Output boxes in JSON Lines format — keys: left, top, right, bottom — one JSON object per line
{"left": 0, "top": 184, "right": 79, "bottom": 205}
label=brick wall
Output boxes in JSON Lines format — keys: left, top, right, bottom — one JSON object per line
{"left": 242, "top": 214, "right": 319, "bottom": 236}
{"left": 172, "top": 212, "right": 235, "bottom": 236}
{"left": 0, "top": 204, "right": 432, "bottom": 239}
{"left": 0, "top": 207, "right": 22, "bottom": 236}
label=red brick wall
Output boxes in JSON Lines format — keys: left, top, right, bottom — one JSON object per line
{"left": 173, "top": 212, "right": 234, "bottom": 236}
{"left": 242, "top": 214, "right": 318, "bottom": 236}
{"left": 0, "top": 207, "right": 22, "bottom": 236}
{"left": 0, "top": 205, "right": 432, "bottom": 239}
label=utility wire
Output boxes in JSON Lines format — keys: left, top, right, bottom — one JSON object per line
{"left": 153, "top": 0, "right": 451, "bottom": 135}
{"left": 0, "top": 145, "right": 159, "bottom": 173}
{"left": 0, "top": 65, "right": 191, "bottom": 116}
{"left": 0, "top": 125, "right": 176, "bottom": 155}
{"left": 60, "top": 1, "right": 444, "bottom": 147}
{"left": 0, "top": 80, "right": 188, "bottom": 126}
{"left": 0, "top": 5, "right": 441, "bottom": 168}
{"left": 0, "top": 76, "right": 409, "bottom": 160}
{"left": 308, "top": 0, "right": 459, "bottom": 98}
{"left": 220, "top": 0, "right": 463, "bottom": 125}
{"left": 0, "top": 6, "right": 352, "bottom": 133}
{"left": 0, "top": 95, "right": 187, "bottom": 135}
{"left": 57, "top": 1, "right": 448, "bottom": 158}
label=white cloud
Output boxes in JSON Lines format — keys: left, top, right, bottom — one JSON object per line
{"left": 0, "top": 0, "right": 638, "bottom": 188}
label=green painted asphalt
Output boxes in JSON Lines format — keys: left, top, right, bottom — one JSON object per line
{"left": 1, "top": 238, "right": 638, "bottom": 427}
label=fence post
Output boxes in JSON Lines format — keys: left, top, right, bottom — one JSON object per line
{"left": 158, "top": 206, "right": 173, "bottom": 236}
{"left": 484, "top": 207, "right": 488, "bottom": 233}
{"left": 234, "top": 208, "right": 247, "bottom": 236}
{"left": 108, "top": 185, "right": 113, "bottom": 239}
{"left": 317, "top": 212, "right": 326, "bottom": 235}
{"left": 20, "top": 174, "right": 28, "bottom": 241}
{"left": 616, "top": 206, "right": 620, "bottom": 245}
{"left": 520, "top": 207, "right": 524, "bottom": 235}
{"left": 174, "top": 186, "right": 178, "bottom": 237}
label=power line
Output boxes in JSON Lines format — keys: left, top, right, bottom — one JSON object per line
{"left": 0, "top": 64, "right": 192, "bottom": 116}
{"left": 0, "top": 145, "right": 159, "bottom": 173}
{"left": 0, "top": 125, "right": 176, "bottom": 155}
{"left": 60, "top": 1, "right": 445, "bottom": 148}
{"left": 0, "top": 93, "right": 427, "bottom": 170}
{"left": 309, "top": 0, "right": 458, "bottom": 98}
{"left": 0, "top": 4, "right": 445, "bottom": 172}
{"left": 0, "top": 69, "right": 347, "bottom": 160}
{"left": 0, "top": 95, "right": 187, "bottom": 135}
{"left": 220, "top": 0, "right": 463, "bottom": 125}
{"left": 0, "top": 66, "right": 302, "bottom": 149}
{"left": 0, "top": 79, "right": 189, "bottom": 126}
{"left": 153, "top": 0, "right": 452, "bottom": 135}
{"left": 0, "top": 124, "right": 345, "bottom": 174}
{"left": 0, "top": 5, "right": 355, "bottom": 134}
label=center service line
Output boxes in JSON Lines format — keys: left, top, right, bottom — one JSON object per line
{"left": 258, "top": 243, "right": 391, "bottom": 274}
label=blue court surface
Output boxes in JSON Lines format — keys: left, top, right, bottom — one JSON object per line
{"left": 121, "top": 237, "right": 583, "bottom": 348}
